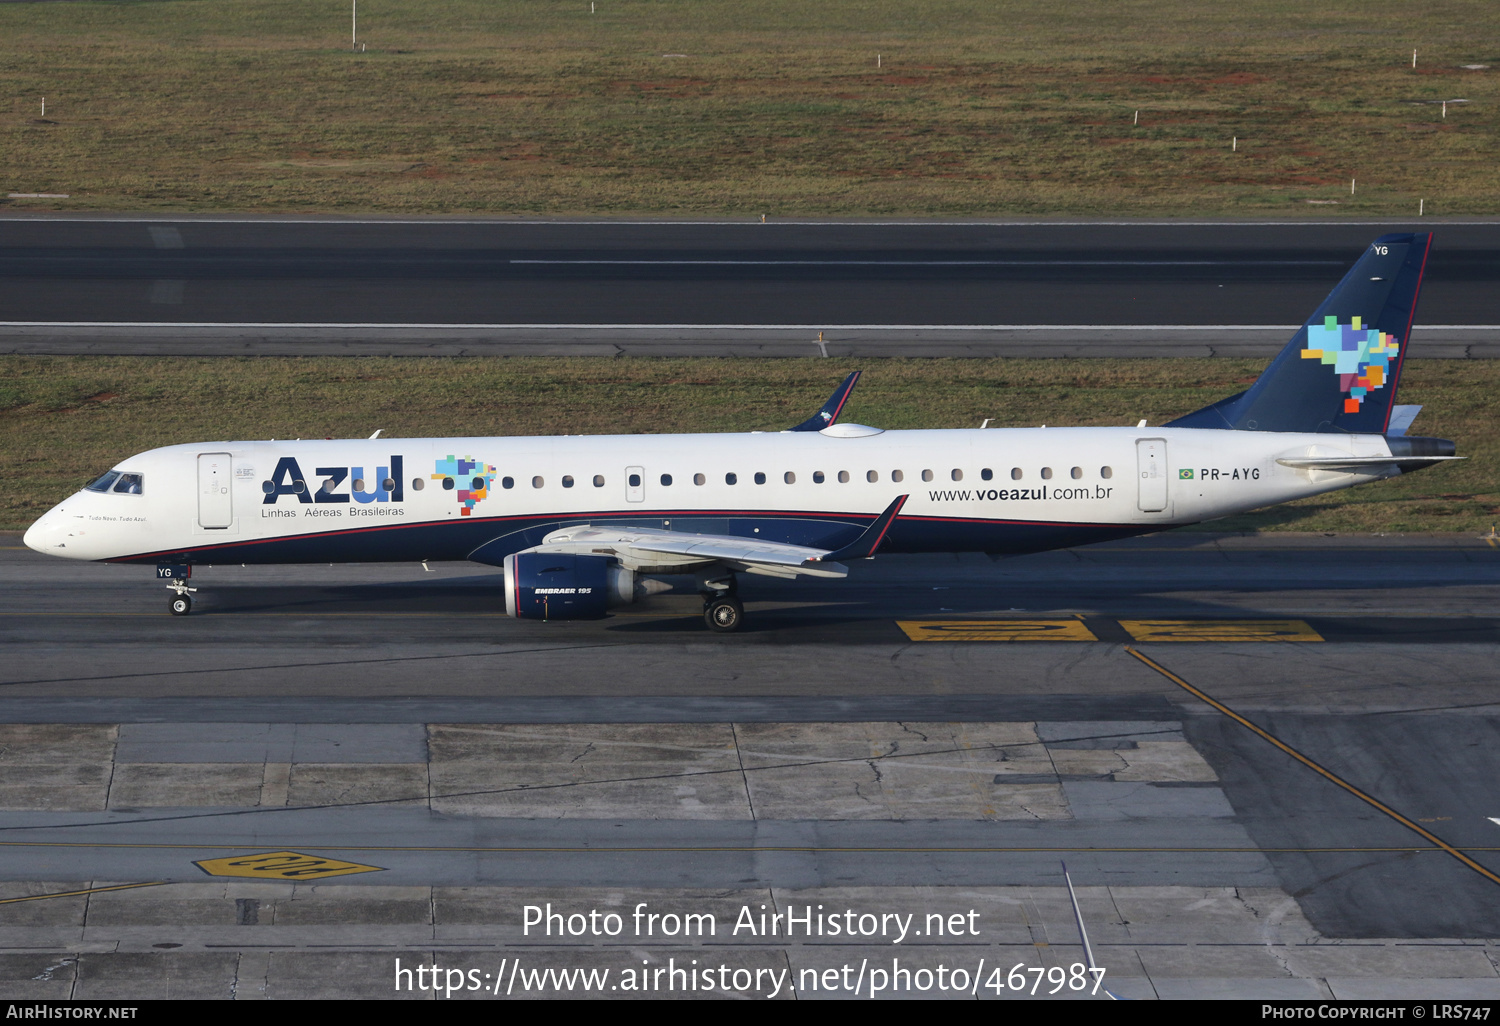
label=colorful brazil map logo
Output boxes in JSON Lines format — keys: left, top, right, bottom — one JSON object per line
{"left": 433, "top": 455, "right": 497, "bottom": 516}
{"left": 1300, "top": 316, "right": 1399, "bottom": 415}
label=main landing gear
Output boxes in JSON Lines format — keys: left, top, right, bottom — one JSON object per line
{"left": 698, "top": 571, "right": 744, "bottom": 633}
{"left": 158, "top": 564, "right": 197, "bottom": 616}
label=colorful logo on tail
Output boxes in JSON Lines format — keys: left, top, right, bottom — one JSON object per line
{"left": 1300, "top": 316, "right": 1400, "bottom": 414}
{"left": 433, "top": 455, "right": 496, "bottom": 516}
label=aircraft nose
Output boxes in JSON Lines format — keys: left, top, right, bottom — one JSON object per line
{"left": 23, "top": 508, "right": 63, "bottom": 554}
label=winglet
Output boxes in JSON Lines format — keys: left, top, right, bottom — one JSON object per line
{"left": 814, "top": 494, "right": 907, "bottom": 562}
{"left": 790, "top": 371, "right": 861, "bottom": 432}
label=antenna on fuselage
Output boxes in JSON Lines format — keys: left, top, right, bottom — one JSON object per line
{"left": 369, "top": 429, "right": 383, "bottom": 439}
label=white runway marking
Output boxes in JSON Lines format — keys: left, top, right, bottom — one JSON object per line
{"left": 2, "top": 321, "right": 1495, "bottom": 330}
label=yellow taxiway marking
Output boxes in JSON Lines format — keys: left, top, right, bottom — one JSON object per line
{"left": 898, "top": 619, "right": 1098, "bottom": 642}
{"left": 194, "top": 851, "right": 384, "bottom": 880}
{"left": 1127, "top": 647, "right": 1500, "bottom": 889}
{"left": 1120, "top": 619, "right": 1323, "bottom": 642}
{"left": 1, "top": 840, "right": 1496, "bottom": 855}
{"left": 0, "top": 881, "right": 165, "bottom": 905}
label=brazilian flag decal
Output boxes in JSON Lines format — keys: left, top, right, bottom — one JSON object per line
{"left": 1179, "top": 469, "right": 1194, "bottom": 480}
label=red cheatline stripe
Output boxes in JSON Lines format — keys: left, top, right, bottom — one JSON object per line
{"left": 1383, "top": 233, "right": 1432, "bottom": 434}
{"left": 111, "top": 509, "right": 1133, "bottom": 563}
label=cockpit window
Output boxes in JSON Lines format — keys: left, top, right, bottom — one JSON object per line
{"left": 84, "top": 471, "right": 121, "bottom": 493}
{"left": 112, "top": 473, "right": 144, "bottom": 494}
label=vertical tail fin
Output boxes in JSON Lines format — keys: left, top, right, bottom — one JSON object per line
{"left": 1166, "top": 233, "right": 1432, "bottom": 433}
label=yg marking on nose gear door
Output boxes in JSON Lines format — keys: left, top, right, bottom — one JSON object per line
{"left": 197, "top": 452, "right": 233, "bottom": 529}
{"left": 1136, "top": 438, "right": 1168, "bottom": 513}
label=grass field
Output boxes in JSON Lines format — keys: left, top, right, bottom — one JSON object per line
{"left": 1, "top": 355, "right": 1493, "bottom": 534}
{"left": 2, "top": 1, "right": 1498, "bottom": 216}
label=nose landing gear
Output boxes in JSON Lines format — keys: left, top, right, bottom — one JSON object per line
{"left": 157, "top": 564, "right": 196, "bottom": 616}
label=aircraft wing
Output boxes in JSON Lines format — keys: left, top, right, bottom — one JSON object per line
{"left": 530, "top": 524, "right": 849, "bottom": 578}
{"left": 518, "top": 494, "right": 908, "bottom": 580}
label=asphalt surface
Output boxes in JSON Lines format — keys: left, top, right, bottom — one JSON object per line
{"left": 2, "top": 532, "right": 1498, "bottom": 940}
{"left": 1, "top": 218, "right": 1497, "bottom": 356}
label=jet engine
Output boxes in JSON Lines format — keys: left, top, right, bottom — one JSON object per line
{"left": 502, "top": 552, "right": 665, "bottom": 620}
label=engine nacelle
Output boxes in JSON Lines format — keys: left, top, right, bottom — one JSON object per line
{"left": 503, "top": 552, "right": 639, "bottom": 620}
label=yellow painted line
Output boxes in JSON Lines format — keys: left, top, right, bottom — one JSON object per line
{"left": 0, "top": 840, "right": 1495, "bottom": 854}
{"left": 0, "top": 881, "right": 165, "bottom": 905}
{"left": 898, "top": 619, "right": 1098, "bottom": 642}
{"left": 195, "top": 851, "right": 384, "bottom": 880}
{"left": 1120, "top": 619, "right": 1323, "bottom": 642}
{"left": 1126, "top": 646, "right": 1500, "bottom": 889}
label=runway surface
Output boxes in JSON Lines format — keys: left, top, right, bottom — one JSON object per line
{"left": 2, "top": 218, "right": 1498, "bottom": 356}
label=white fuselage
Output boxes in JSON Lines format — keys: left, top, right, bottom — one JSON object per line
{"left": 23, "top": 425, "right": 1400, "bottom": 565}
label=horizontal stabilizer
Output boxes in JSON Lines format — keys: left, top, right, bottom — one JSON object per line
{"left": 1276, "top": 455, "right": 1463, "bottom": 472}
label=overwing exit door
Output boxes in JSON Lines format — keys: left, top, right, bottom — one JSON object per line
{"left": 197, "top": 452, "right": 234, "bottom": 528}
{"left": 625, "top": 465, "right": 645, "bottom": 503}
{"left": 1136, "top": 438, "right": 1168, "bottom": 513}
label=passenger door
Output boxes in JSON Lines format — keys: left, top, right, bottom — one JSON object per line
{"left": 1135, "top": 438, "right": 1168, "bottom": 513}
{"left": 197, "top": 452, "right": 234, "bottom": 528}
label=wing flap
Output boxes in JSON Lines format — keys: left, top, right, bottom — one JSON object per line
{"left": 530, "top": 525, "right": 851, "bottom": 578}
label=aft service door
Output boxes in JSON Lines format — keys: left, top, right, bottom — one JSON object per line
{"left": 625, "top": 465, "right": 645, "bottom": 503}
{"left": 1135, "top": 438, "right": 1168, "bottom": 512}
{"left": 197, "top": 452, "right": 233, "bottom": 528}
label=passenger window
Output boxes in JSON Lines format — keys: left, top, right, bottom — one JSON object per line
{"left": 891, "top": 470, "right": 904, "bottom": 483}
{"left": 352, "top": 478, "right": 366, "bottom": 492}
{"left": 950, "top": 469, "right": 962, "bottom": 482}
{"left": 85, "top": 471, "right": 122, "bottom": 493}
{"left": 1010, "top": 468, "right": 1022, "bottom": 480}
{"left": 382, "top": 477, "right": 395, "bottom": 491}
{"left": 593, "top": 475, "right": 605, "bottom": 487}
{"left": 629, "top": 473, "right": 642, "bottom": 487}
{"left": 754, "top": 472, "right": 766, "bottom": 485}
{"left": 694, "top": 473, "right": 706, "bottom": 486}
{"left": 532, "top": 476, "right": 544, "bottom": 488}
{"left": 661, "top": 473, "right": 673, "bottom": 486}
{"left": 1070, "top": 467, "right": 1082, "bottom": 480}
{"left": 411, "top": 478, "right": 425, "bottom": 491}
{"left": 562, "top": 475, "right": 574, "bottom": 488}
{"left": 471, "top": 476, "right": 485, "bottom": 490}
{"left": 784, "top": 472, "right": 796, "bottom": 484}
{"left": 1041, "top": 467, "right": 1054, "bottom": 480}
{"left": 319, "top": 478, "right": 336, "bottom": 494}
{"left": 293, "top": 479, "right": 307, "bottom": 494}
{"left": 113, "top": 473, "right": 143, "bottom": 494}
{"left": 981, "top": 468, "right": 993, "bottom": 481}
{"left": 812, "top": 471, "right": 825, "bottom": 484}
{"left": 866, "top": 470, "right": 878, "bottom": 483}
{"left": 838, "top": 470, "right": 850, "bottom": 483}
{"left": 502, "top": 477, "right": 514, "bottom": 489}
{"left": 726, "top": 472, "right": 738, "bottom": 485}
{"left": 443, "top": 477, "right": 455, "bottom": 491}
{"left": 921, "top": 469, "right": 934, "bottom": 482}
{"left": 1101, "top": 466, "right": 1113, "bottom": 479}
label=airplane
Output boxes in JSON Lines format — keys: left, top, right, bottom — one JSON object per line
{"left": 23, "top": 232, "right": 1459, "bottom": 632}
